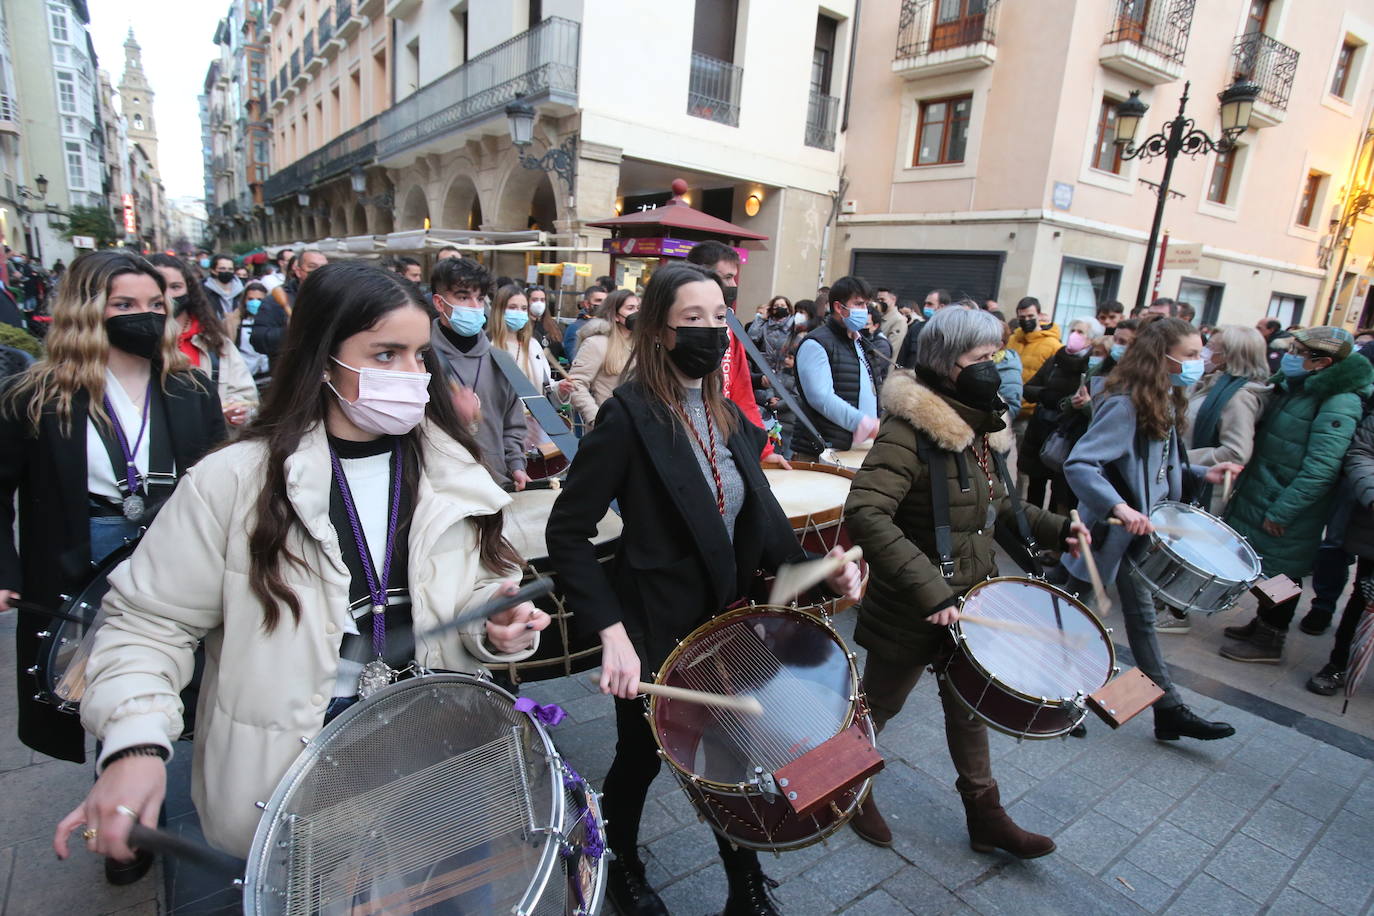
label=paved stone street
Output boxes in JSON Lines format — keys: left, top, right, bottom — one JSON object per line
{"left": 4, "top": 599, "right": 1374, "bottom": 914}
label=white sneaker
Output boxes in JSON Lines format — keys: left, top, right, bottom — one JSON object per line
{"left": 1155, "top": 614, "right": 1191, "bottom": 635}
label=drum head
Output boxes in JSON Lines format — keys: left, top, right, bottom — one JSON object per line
{"left": 762, "top": 466, "right": 854, "bottom": 526}
{"left": 245, "top": 675, "right": 568, "bottom": 916}
{"left": 1149, "top": 501, "right": 1260, "bottom": 581}
{"left": 503, "top": 488, "right": 621, "bottom": 565}
{"left": 36, "top": 539, "right": 138, "bottom": 708}
{"left": 959, "top": 579, "right": 1114, "bottom": 701}
{"left": 653, "top": 607, "right": 854, "bottom": 786}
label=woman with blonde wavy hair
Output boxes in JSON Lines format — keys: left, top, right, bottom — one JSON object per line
{"left": 0, "top": 250, "right": 225, "bottom": 880}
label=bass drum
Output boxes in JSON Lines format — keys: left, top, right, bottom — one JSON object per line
{"left": 494, "top": 487, "right": 622, "bottom": 683}
{"left": 761, "top": 462, "right": 868, "bottom": 613}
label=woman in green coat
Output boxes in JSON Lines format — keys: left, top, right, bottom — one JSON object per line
{"left": 1221, "top": 326, "right": 1373, "bottom": 664}
{"left": 842, "top": 307, "right": 1089, "bottom": 859}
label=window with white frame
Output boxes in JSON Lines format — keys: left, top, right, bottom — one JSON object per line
{"left": 65, "top": 141, "right": 85, "bottom": 190}
{"left": 1267, "top": 293, "right": 1304, "bottom": 327}
{"left": 49, "top": 5, "right": 68, "bottom": 43}
{"left": 56, "top": 72, "right": 76, "bottom": 115}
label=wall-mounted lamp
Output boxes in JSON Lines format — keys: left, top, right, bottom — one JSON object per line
{"left": 744, "top": 193, "right": 762, "bottom": 217}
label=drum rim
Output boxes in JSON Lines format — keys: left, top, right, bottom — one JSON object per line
{"left": 941, "top": 673, "right": 1087, "bottom": 741}
{"left": 760, "top": 461, "right": 855, "bottom": 529}
{"left": 242, "top": 672, "right": 567, "bottom": 915}
{"left": 1145, "top": 500, "right": 1262, "bottom": 584}
{"left": 34, "top": 538, "right": 139, "bottom": 709}
{"left": 953, "top": 577, "right": 1117, "bottom": 706}
{"left": 648, "top": 604, "right": 859, "bottom": 791}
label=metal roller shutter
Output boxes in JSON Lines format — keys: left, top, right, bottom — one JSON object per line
{"left": 849, "top": 249, "right": 1004, "bottom": 306}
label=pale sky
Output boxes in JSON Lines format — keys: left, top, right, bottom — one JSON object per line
{"left": 86, "top": 0, "right": 225, "bottom": 200}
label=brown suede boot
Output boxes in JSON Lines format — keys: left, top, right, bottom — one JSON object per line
{"left": 962, "top": 786, "right": 1055, "bottom": 859}
{"left": 848, "top": 790, "right": 892, "bottom": 847}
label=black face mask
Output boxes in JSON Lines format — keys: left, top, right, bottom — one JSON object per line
{"left": 215, "top": 271, "right": 234, "bottom": 284}
{"left": 171, "top": 295, "right": 189, "bottom": 317}
{"left": 668, "top": 326, "right": 729, "bottom": 379}
{"left": 105, "top": 312, "right": 166, "bottom": 360}
{"left": 954, "top": 359, "right": 1003, "bottom": 409}
{"left": 770, "top": 306, "right": 788, "bottom": 320}
{"left": 721, "top": 285, "right": 738, "bottom": 308}
{"left": 622, "top": 312, "right": 638, "bottom": 332}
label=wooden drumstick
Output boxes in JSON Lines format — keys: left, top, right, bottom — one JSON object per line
{"left": 637, "top": 681, "right": 764, "bottom": 716}
{"left": 1222, "top": 468, "right": 1235, "bottom": 503}
{"left": 767, "top": 545, "right": 863, "bottom": 606}
{"left": 958, "top": 615, "right": 1091, "bottom": 649}
{"left": 1071, "top": 510, "right": 1113, "bottom": 615}
{"left": 1106, "top": 518, "right": 1191, "bottom": 537}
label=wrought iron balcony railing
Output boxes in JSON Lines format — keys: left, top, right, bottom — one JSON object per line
{"left": 264, "top": 115, "right": 380, "bottom": 202}
{"left": 318, "top": 10, "right": 333, "bottom": 46}
{"left": 687, "top": 53, "right": 743, "bottom": 127}
{"left": 377, "top": 16, "right": 580, "bottom": 158}
{"left": 1103, "top": 0, "right": 1192, "bottom": 64}
{"left": 290, "top": 50, "right": 300, "bottom": 79}
{"left": 896, "top": 0, "right": 1000, "bottom": 60}
{"left": 804, "top": 91, "right": 839, "bottom": 150}
{"left": 1233, "top": 30, "right": 1299, "bottom": 110}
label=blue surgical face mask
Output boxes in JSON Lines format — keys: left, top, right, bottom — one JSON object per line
{"left": 1088, "top": 355, "right": 1104, "bottom": 372}
{"left": 503, "top": 308, "right": 529, "bottom": 331}
{"left": 843, "top": 305, "right": 869, "bottom": 333}
{"left": 198, "top": 257, "right": 211, "bottom": 269}
{"left": 1168, "top": 355, "right": 1205, "bottom": 387}
{"left": 1110, "top": 343, "right": 1128, "bottom": 363}
{"left": 922, "top": 306, "right": 935, "bottom": 319}
{"left": 445, "top": 301, "right": 486, "bottom": 337}
{"left": 1280, "top": 352, "right": 1311, "bottom": 379}
{"left": 245, "top": 298, "right": 261, "bottom": 316}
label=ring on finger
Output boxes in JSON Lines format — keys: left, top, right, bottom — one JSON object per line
{"left": 115, "top": 805, "right": 139, "bottom": 820}
{"left": 81, "top": 826, "right": 97, "bottom": 842}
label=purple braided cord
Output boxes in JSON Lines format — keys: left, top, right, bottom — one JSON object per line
{"left": 329, "top": 443, "right": 403, "bottom": 656}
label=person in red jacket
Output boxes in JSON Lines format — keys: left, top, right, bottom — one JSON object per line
{"left": 687, "top": 241, "right": 788, "bottom": 467}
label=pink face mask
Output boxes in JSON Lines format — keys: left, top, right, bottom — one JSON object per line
{"left": 1066, "top": 331, "right": 1088, "bottom": 354}
{"left": 327, "top": 357, "right": 431, "bottom": 436}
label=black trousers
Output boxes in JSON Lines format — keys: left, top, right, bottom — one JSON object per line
{"left": 602, "top": 695, "right": 759, "bottom": 873}
{"left": 1329, "top": 557, "right": 1373, "bottom": 669}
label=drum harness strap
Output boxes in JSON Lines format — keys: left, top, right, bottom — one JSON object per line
{"left": 915, "top": 433, "right": 1042, "bottom": 582}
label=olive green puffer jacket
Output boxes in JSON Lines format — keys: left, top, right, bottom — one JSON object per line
{"left": 1225, "top": 353, "right": 1373, "bottom": 579}
{"left": 845, "top": 371, "right": 1069, "bottom": 662}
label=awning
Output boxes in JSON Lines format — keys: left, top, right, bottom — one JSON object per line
{"left": 587, "top": 196, "right": 769, "bottom": 241}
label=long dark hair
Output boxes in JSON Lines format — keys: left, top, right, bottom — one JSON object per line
{"left": 239, "top": 261, "right": 519, "bottom": 631}
{"left": 625, "top": 262, "right": 737, "bottom": 436}
{"left": 148, "top": 253, "right": 228, "bottom": 355}
{"left": 1106, "top": 316, "right": 1197, "bottom": 440}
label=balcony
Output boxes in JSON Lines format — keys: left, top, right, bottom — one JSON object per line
{"left": 318, "top": 9, "right": 340, "bottom": 59}
{"left": 264, "top": 113, "right": 379, "bottom": 202}
{"left": 1100, "top": 0, "right": 1192, "bottom": 85}
{"left": 304, "top": 30, "right": 322, "bottom": 75}
{"left": 335, "top": 0, "right": 361, "bottom": 41}
{"left": 290, "top": 49, "right": 304, "bottom": 89}
{"left": 277, "top": 64, "right": 294, "bottom": 104}
{"left": 687, "top": 53, "right": 742, "bottom": 127}
{"left": 357, "top": 0, "right": 383, "bottom": 18}
{"left": 1232, "top": 30, "right": 1299, "bottom": 127}
{"left": 0, "top": 93, "right": 19, "bottom": 136}
{"left": 893, "top": 0, "right": 999, "bottom": 79}
{"left": 804, "top": 91, "right": 839, "bottom": 150}
{"left": 386, "top": 0, "right": 421, "bottom": 18}
{"left": 377, "top": 16, "right": 579, "bottom": 160}
{"left": 267, "top": 0, "right": 283, "bottom": 26}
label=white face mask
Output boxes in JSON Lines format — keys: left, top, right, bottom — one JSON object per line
{"left": 529, "top": 300, "right": 546, "bottom": 318}
{"left": 327, "top": 357, "right": 431, "bottom": 436}
{"left": 793, "top": 313, "right": 807, "bottom": 329}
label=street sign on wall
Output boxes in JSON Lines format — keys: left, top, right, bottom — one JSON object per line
{"left": 71, "top": 235, "right": 95, "bottom": 249}
{"left": 1163, "top": 242, "right": 1202, "bottom": 270}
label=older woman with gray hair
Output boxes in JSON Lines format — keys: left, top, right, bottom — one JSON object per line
{"left": 842, "top": 306, "right": 1090, "bottom": 858}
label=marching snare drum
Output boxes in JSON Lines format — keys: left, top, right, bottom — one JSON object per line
{"left": 497, "top": 488, "right": 622, "bottom": 683}
{"left": 650, "top": 606, "right": 882, "bottom": 852}
{"left": 244, "top": 673, "right": 606, "bottom": 916}
{"left": 941, "top": 578, "right": 1116, "bottom": 739}
{"left": 1127, "top": 500, "right": 1262, "bottom": 616}
{"left": 30, "top": 539, "right": 136, "bottom": 712}
{"left": 761, "top": 462, "right": 868, "bottom": 612}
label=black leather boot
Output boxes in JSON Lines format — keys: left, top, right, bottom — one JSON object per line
{"left": 721, "top": 865, "right": 781, "bottom": 916}
{"left": 606, "top": 855, "right": 668, "bottom": 916}
{"left": 1219, "top": 620, "right": 1285, "bottom": 664}
{"left": 1154, "top": 704, "right": 1236, "bottom": 741}
{"left": 1222, "top": 615, "right": 1259, "bottom": 640}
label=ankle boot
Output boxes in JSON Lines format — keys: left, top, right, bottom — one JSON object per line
{"left": 1299, "top": 609, "right": 1333, "bottom": 636}
{"left": 606, "top": 855, "right": 668, "bottom": 916}
{"left": 1222, "top": 615, "right": 1259, "bottom": 640}
{"left": 1153, "top": 703, "right": 1236, "bottom": 741}
{"left": 961, "top": 786, "right": 1055, "bottom": 859}
{"left": 1218, "top": 620, "right": 1285, "bottom": 664}
{"left": 848, "top": 791, "right": 892, "bottom": 847}
{"left": 721, "top": 865, "right": 781, "bottom": 916}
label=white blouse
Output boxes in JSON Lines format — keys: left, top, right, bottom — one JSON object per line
{"left": 86, "top": 368, "right": 151, "bottom": 502}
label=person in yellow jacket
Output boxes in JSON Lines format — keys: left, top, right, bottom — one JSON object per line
{"left": 1008, "top": 296, "right": 1061, "bottom": 418}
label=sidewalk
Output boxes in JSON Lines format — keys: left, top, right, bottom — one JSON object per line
{"left": 3, "top": 603, "right": 1374, "bottom": 914}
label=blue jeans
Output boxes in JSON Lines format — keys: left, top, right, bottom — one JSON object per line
{"left": 88, "top": 516, "right": 142, "bottom": 565}
{"left": 1068, "top": 568, "right": 1182, "bottom": 710}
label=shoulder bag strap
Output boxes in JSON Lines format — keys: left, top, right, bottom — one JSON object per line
{"left": 915, "top": 433, "right": 956, "bottom": 581}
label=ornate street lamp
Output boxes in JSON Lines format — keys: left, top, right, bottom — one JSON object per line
{"left": 504, "top": 92, "right": 576, "bottom": 194}
{"left": 1115, "top": 78, "right": 1260, "bottom": 312}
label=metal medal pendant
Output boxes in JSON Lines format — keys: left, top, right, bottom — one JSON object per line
{"left": 122, "top": 493, "right": 145, "bottom": 522}
{"left": 358, "top": 658, "right": 395, "bottom": 699}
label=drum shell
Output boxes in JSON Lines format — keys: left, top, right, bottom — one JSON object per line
{"left": 940, "top": 643, "right": 1082, "bottom": 739}
{"left": 1127, "top": 531, "right": 1256, "bottom": 616}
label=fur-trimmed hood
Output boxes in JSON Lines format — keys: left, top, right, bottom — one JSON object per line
{"left": 1295, "top": 351, "right": 1374, "bottom": 399}
{"left": 880, "top": 370, "right": 1013, "bottom": 453}
{"left": 578, "top": 317, "right": 613, "bottom": 340}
